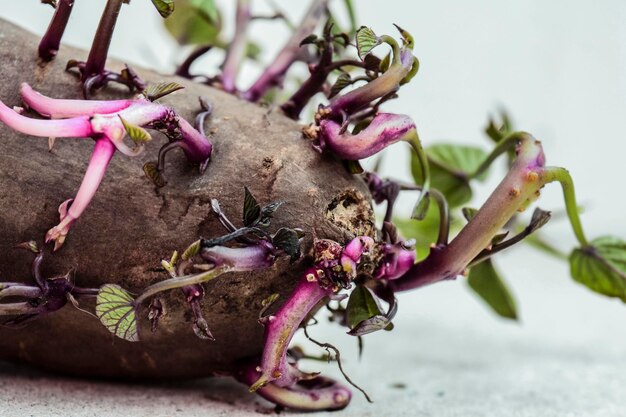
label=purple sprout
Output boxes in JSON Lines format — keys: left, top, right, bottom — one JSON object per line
{"left": 38, "top": 0, "right": 75, "bottom": 61}
{"left": 38, "top": 0, "right": 175, "bottom": 96}
{"left": 0, "top": 83, "right": 212, "bottom": 250}
{"left": 247, "top": 236, "right": 379, "bottom": 407}
{"left": 243, "top": 0, "right": 330, "bottom": 102}
{"left": 0, "top": 242, "right": 99, "bottom": 325}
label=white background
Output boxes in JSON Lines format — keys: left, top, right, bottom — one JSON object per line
{"left": 1, "top": 1, "right": 626, "bottom": 416}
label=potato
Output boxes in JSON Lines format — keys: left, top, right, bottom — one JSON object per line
{"left": 0, "top": 20, "right": 375, "bottom": 379}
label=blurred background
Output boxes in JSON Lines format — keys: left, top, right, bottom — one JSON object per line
{"left": 1, "top": 1, "right": 626, "bottom": 416}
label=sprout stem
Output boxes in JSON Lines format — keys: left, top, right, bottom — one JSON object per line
{"left": 135, "top": 266, "right": 232, "bottom": 306}
{"left": 83, "top": 0, "right": 124, "bottom": 82}
{"left": 21, "top": 83, "right": 132, "bottom": 118}
{"left": 221, "top": 0, "right": 251, "bottom": 93}
{"left": 390, "top": 133, "right": 546, "bottom": 292}
{"left": 251, "top": 268, "right": 331, "bottom": 390}
{"left": 244, "top": 0, "right": 329, "bottom": 102}
{"left": 38, "top": 0, "right": 75, "bottom": 61}
{"left": 540, "top": 167, "right": 589, "bottom": 247}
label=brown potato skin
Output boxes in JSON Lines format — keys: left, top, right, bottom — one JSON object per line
{"left": 0, "top": 20, "right": 375, "bottom": 379}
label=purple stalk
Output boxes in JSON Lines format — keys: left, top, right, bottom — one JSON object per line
{"left": 220, "top": 0, "right": 251, "bottom": 93}
{"left": 250, "top": 267, "right": 333, "bottom": 391}
{"left": 237, "top": 365, "right": 351, "bottom": 411}
{"left": 201, "top": 243, "right": 276, "bottom": 270}
{"left": 176, "top": 45, "right": 213, "bottom": 79}
{"left": 328, "top": 48, "right": 415, "bottom": 117}
{"left": 21, "top": 83, "right": 132, "bottom": 118}
{"left": 38, "top": 0, "right": 75, "bottom": 61}
{"left": 243, "top": 0, "right": 329, "bottom": 102}
{"left": 134, "top": 244, "right": 279, "bottom": 307}
{"left": 389, "top": 133, "right": 548, "bottom": 292}
{"left": 280, "top": 32, "right": 334, "bottom": 120}
{"left": 45, "top": 139, "right": 116, "bottom": 251}
{"left": 318, "top": 112, "right": 417, "bottom": 160}
{"left": 0, "top": 100, "right": 92, "bottom": 138}
{"left": 0, "top": 286, "right": 43, "bottom": 301}
{"left": 0, "top": 249, "right": 100, "bottom": 322}
{"left": 83, "top": 0, "right": 124, "bottom": 81}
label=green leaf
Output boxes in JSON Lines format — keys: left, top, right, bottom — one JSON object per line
{"left": 243, "top": 187, "right": 261, "bottom": 226}
{"left": 393, "top": 23, "right": 414, "bottom": 49}
{"left": 394, "top": 203, "right": 445, "bottom": 261}
{"left": 299, "top": 34, "right": 318, "bottom": 46}
{"left": 348, "top": 314, "right": 393, "bottom": 336}
{"left": 143, "top": 161, "right": 166, "bottom": 188}
{"left": 144, "top": 81, "right": 184, "bottom": 101}
{"left": 182, "top": 239, "right": 201, "bottom": 261}
{"left": 379, "top": 52, "right": 391, "bottom": 72}
{"left": 151, "top": 0, "right": 175, "bottom": 18}
{"left": 329, "top": 73, "right": 352, "bottom": 98}
{"left": 411, "top": 191, "right": 430, "bottom": 220}
{"left": 412, "top": 144, "right": 488, "bottom": 208}
{"left": 355, "top": 26, "right": 380, "bottom": 59}
{"left": 119, "top": 116, "right": 152, "bottom": 144}
{"left": 164, "top": 0, "right": 222, "bottom": 45}
{"left": 346, "top": 285, "right": 383, "bottom": 329}
{"left": 246, "top": 41, "right": 262, "bottom": 60}
{"left": 570, "top": 236, "right": 626, "bottom": 301}
{"left": 189, "top": 0, "right": 219, "bottom": 23}
{"left": 468, "top": 260, "right": 518, "bottom": 320}
{"left": 272, "top": 228, "right": 302, "bottom": 261}
{"left": 96, "top": 285, "right": 139, "bottom": 342}
{"left": 462, "top": 207, "right": 478, "bottom": 222}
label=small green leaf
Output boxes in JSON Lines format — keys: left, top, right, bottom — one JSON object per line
{"left": 119, "top": 116, "right": 152, "bottom": 144}
{"left": 393, "top": 23, "right": 414, "bottom": 49}
{"left": 468, "top": 260, "right": 518, "bottom": 320}
{"left": 190, "top": 0, "right": 219, "bottom": 23}
{"left": 462, "top": 207, "right": 478, "bottom": 222}
{"left": 245, "top": 41, "right": 262, "bottom": 60}
{"left": 299, "top": 34, "right": 318, "bottom": 46}
{"left": 411, "top": 192, "right": 430, "bottom": 220}
{"left": 379, "top": 52, "right": 391, "bottom": 72}
{"left": 257, "top": 201, "right": 284, "bottom": 227}
{"left": 570, "top": 236, "right": 626, "bottom": 301}
{"left": 395, "top": 203, "right": 446, "bottom": 261}
{"left": 412, "top": 144, "right": 488, "bottom": 208}
{"left": 348, "top": 314, "right": 392, "bottom": 336}
{"left": 144, "top": 81, "right": 184, "bottom": 101}
{"left": 142, "top": 161, "right": 166, "bottom": 188}
{"left": 329, "top": 73, "right": 352, "bottom": 98}
{"left": 355, "top": 26, "right": 380, "bottom": 59}
{"left": 151, "top": 0, "right": 175, "bottom": 18}
{"left": 96, "top": 285, "right": 139, "bottom": 342}
{"left": 182, "top": 239, "right": 201, "bottom": 261}
{"left": 346, "top": 285, "right": 383, "bottom": 329}
{"left": 272, "top": 228, "right": 302, "bottom": 261}
{"left": 243, "top": 187, "right": 261, "bottom": 226}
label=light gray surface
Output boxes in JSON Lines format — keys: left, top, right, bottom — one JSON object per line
{"left": 1, "top": 247, "right": 625, "bottom": 416}
{"left": 1, "top": 1, "right": 626, "bottom": 416}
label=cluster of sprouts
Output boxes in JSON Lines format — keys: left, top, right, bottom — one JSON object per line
{"left": 0, "top": 0, "right": 624, "bottom": 412}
